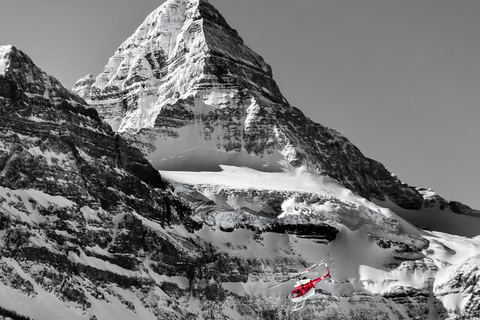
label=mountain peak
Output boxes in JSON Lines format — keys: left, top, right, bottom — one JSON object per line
{"left": 0, "top": 45, "right": 12, "bottom": 74}
{"left": 73, "top": 0, "right": 282, "bottom": 130}
{"left": 0, "top": 45, "right": 37, "bottom": 73}
{"left": 1, "top": 45, "right": 85, "bottom": 107}
{"left": 72, "top": 0, "right": 428, "bottom": 210}
{"left": 0, "top": 44, "right": 15, "bottom": 56}
{"left": 0, "top": 45, "right": 21, "bottom": 75}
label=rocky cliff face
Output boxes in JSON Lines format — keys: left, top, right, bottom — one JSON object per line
{"left": 0, "top": 45, "right": 209, "bottom": 319}
{"left": 72, "top": 0, "right": 432, "bottom": 212}
{"left": 0, "top": 45, "right": 190, "bottom": 224}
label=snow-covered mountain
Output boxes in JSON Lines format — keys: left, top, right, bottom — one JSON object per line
{"left": 1, "top": 0, "right": 480, "bottom": 319}
{"left": 73, "top": 0, "right": 479, "bottom": 223}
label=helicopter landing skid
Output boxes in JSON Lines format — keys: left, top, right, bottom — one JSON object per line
{"left": 291, "top": 300, "right": 306, "bottom": 312}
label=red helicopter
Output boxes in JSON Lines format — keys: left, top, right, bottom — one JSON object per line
{"left": 264, "top": 259, "right": 332, "bottom": 311}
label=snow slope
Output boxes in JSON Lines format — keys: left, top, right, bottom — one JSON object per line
{"left": 377, "top": 198, "right": 480, "bottom": 238}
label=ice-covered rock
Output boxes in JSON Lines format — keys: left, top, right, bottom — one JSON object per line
{"left": 0, "top": 45, "right": 204, "bottom": 319}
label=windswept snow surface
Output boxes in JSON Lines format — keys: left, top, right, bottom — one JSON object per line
{"left": 163, "top": 165, "right": 328, "bottom": 193}
{"left": 162, "top": 165, "right": 420, "bottom": 234}
{"left": 163, "top": 165, "right": 396, "bottom": 217}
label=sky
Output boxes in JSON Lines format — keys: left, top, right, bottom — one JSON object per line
{"left": 1, "top": 0, "right": 479, "bottom": 209}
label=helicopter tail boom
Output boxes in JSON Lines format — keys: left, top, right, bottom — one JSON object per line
{"left": 312, "top": 263, "right": 331, "bottom": 286}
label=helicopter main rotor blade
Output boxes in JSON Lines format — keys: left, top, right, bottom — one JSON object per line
{"left": 298, "top": 257, "right": 333, "bottom": 276}
{"left": 260, "top": 257, "right": 333, "bottom": 292}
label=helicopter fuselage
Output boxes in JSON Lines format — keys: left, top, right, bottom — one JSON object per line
{"left": 290, "top": 278, "right": 316, "bottom": 302}
{"left": 290, "top": 265, "right": 330, "bottom": 304}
